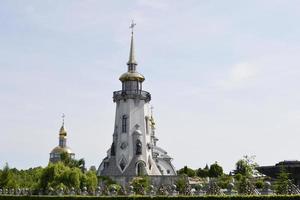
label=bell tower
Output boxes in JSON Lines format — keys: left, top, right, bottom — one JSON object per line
{"left": 98, "top": 22, "right": 176, "bottom": 177}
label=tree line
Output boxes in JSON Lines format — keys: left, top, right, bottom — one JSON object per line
{"left": 0, "top": 155, "right": 294, "bottom": 195}
{"left": 176, "top": 155, "right": 294, "bottom": 195}
{"left": 0, "top": 152, "right": 97, "bottom": 194}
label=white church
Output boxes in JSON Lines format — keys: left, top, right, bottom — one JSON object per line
{"left": 97, "top": 23, "right": 177, "bottom": 182}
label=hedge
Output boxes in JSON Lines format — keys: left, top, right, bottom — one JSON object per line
{"left": 1, "top": 196, "right": 300, "bottom": 200}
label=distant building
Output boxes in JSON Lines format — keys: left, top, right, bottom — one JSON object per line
{"left": 98, "top": 23, "right": 176, "bottom": 184}
{"left": 257, "top": 160, "right": 300, "bottom": 186}
{"left": 49, "top": 117, "right": 75, "bottom": 163}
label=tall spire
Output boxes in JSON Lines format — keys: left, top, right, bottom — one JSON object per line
{"left": 127, "top": 20, "right": 137, "bottom": 71}
{"left": 119, "top": 20, "right": 145, "bottom": 83}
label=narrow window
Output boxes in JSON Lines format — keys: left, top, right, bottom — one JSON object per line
{"left": 145, "top": 117, "right": 149, "bottom": 134}
{"left": 148, "top": 156, "right": 152, "bottom": 170}
{"left": 110, "top": 142, "right": 115, "bottom": 156}
{"left": 122, "top": 115, "right": 127, "bottom": 133}
{"left": 136, "top": 139, "right": 142, "bottom": 155}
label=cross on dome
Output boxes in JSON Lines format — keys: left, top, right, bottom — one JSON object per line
{"left": 62, "top": 113, "right": 65, "bottom": 126}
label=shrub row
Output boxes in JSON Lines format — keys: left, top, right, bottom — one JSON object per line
{"left": 1, "top": 196, "right": 300, "bottom": 200}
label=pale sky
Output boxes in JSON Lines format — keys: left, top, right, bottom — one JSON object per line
{"left": 1, "top": 0, "right": 300, "bottom": 173}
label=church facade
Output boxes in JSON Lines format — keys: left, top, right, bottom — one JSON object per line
{"left": 97, "top": 25, "right": 176, "bottom": 181}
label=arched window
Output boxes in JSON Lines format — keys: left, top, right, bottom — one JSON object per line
{"left": 122, "top": 115, "right": 127, "bottom": 133}
{"left": 136, "top": 162, "right": 146, "bottom": 176}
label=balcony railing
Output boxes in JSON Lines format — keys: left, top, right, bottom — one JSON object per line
{"left": 113, "top": 90, "right": 151, "bottom": 102}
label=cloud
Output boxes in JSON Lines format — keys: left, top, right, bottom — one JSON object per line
{"left": 230, "top": 62, "right": 257, "bottom": 82}
{"left": 137, "top": 0, "right": 168, "bottom": 10}
{"left": 218, "top": 62, "right": 258, "bottom": 90}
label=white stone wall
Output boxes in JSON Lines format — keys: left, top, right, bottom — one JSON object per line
{"left": 113, "top": 98, "right": 160, "bottom": 175}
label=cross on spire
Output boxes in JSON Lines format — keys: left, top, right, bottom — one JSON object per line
{"left": 62, "top": 113, "right": 65, "bottom": 126}
{"left": 129, "top": 20, "right": 136, "bottom": 35}
{"left": 127, "top": 20, "right": 137, "bottom": 69}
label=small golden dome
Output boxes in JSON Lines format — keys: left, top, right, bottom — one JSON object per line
{"left": 59, "top": 125, "right": 67, "bottom": 136}
{"left": 150, "top": 117, "right": 156, "bottom": 126}
{"left": 50, "top": 146, "right": 73, "bottom": 154}
{"left": 119, "top": 72, "right": 145, "bottom": 82}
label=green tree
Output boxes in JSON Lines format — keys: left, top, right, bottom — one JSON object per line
{"left": 60, "top": 152, "right": 86, "bottom": 172}
{"left": 39, "top": 162, "right": 82, "bottom": 191}
{"left": 175, "top": 175, "right": 188, "bottom": 194}
{"left": 196, "top": 167, "right": 209, "bottom": 178}
{"left": 0, "top": 158, "right": 91, "bottom": 193}
{"left": 60, "top": 152, "right": 72, "bottom": 166}
{"left": 62, "top": 167, "right": 81, "bottom": 189}
{"left": 84, "top": 170, "right": 98, "bottom": 191}
{"left": 0, "top": 163, "right": 17, "bottom": 189}
{"left": 275, "top": 166, "right": 291, "bottom": 194}
{"left": 235, "top": 155, "right": 258, "bottom": 177}
{"left": 177, "top": 166, "right": 196, "bottom": 177}
{"left": 16, "top": 167, "right": 43, "bottom": 190}
{"left": 217, "top": 174, "right": 233, "bottom": 189}
{"left": 209, "top": 162, "right": 223, "bottom": 177}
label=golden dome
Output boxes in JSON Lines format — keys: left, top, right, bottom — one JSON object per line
{"left": 119, "top": 71, "right": 145, "bottom": 82}
{"left": 50, "top": 146, "right": 73, "bottom": 154}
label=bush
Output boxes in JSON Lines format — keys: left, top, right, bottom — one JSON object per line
{"left": 130, "top": 176, "right": 150, "bottom": 195}
{"left": 237, "top": 177, "right": 256, "bottom": 195}
{"left": 2, "top": 195, "right": 300, "bottom": 200}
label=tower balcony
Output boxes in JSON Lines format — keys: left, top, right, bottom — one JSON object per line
{"left": 113, "top": 90, "right": 151, "bottom": 102}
